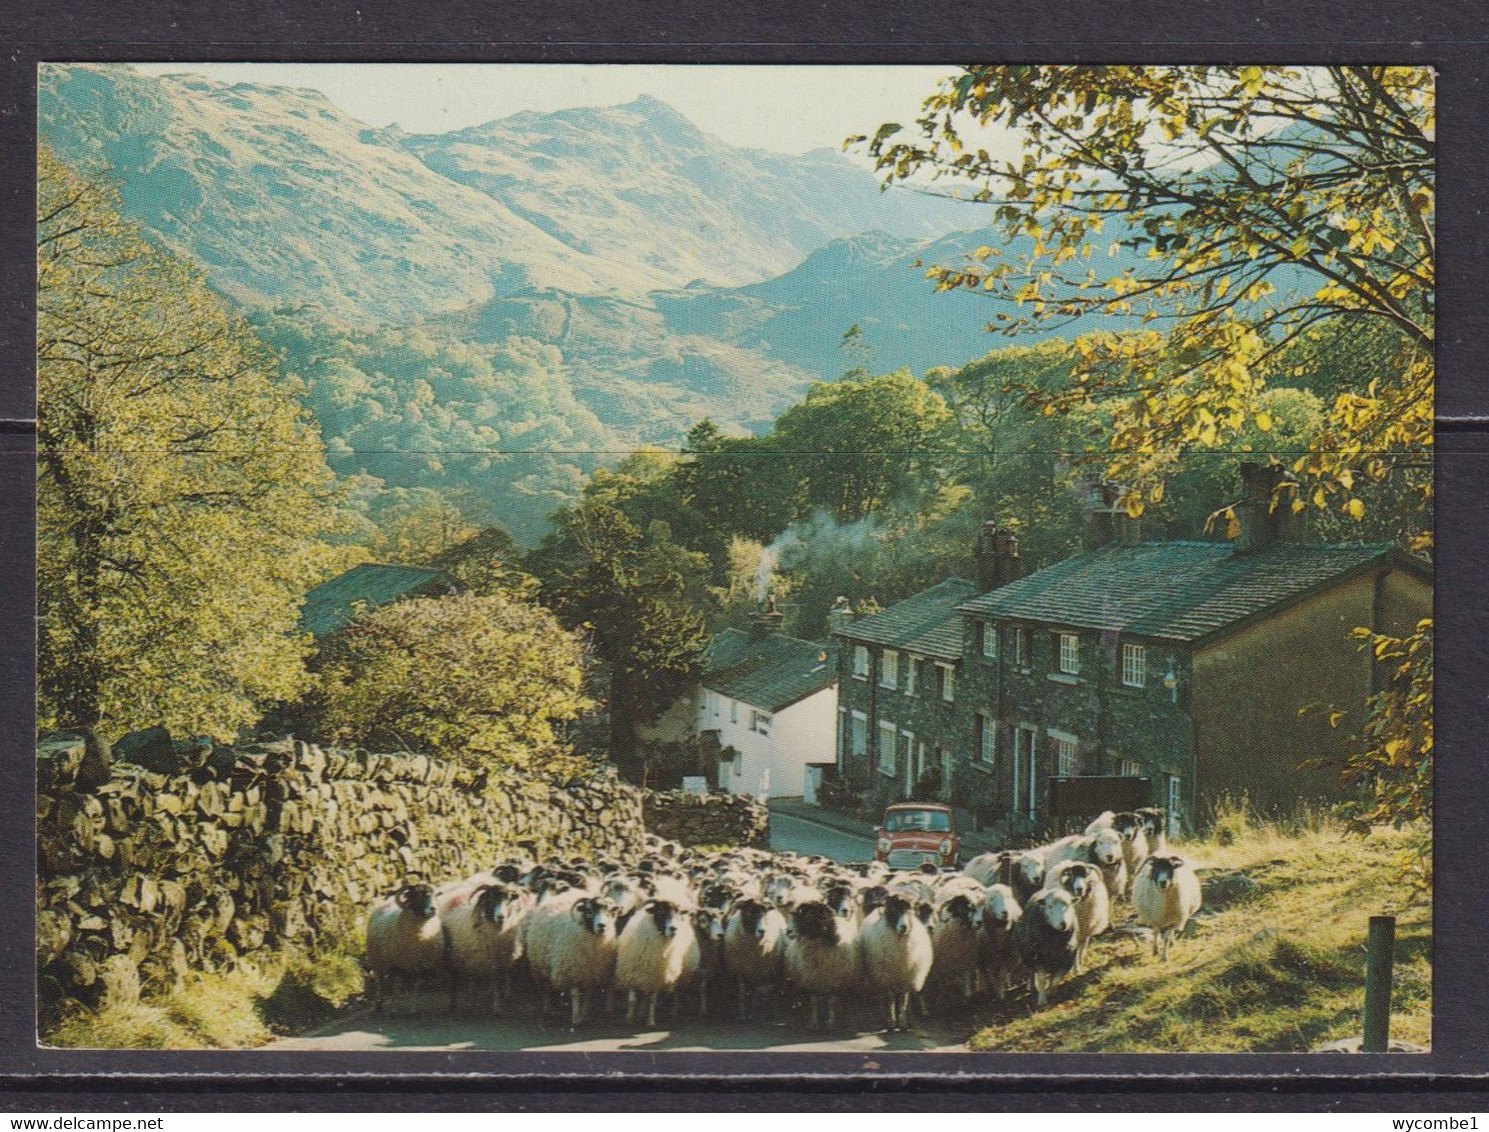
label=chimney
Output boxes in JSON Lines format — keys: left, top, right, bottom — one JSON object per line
{"left": 1081, "top": 481, "right": 1119, "bottom": 551}
{"left": 1235, "top": 461, "right": 1300, "bottom": 552}
{"left": 825, "top": 595, "right": 855, "bottom": 637}
{"left": 750, "top": 593, "right": 786, "bottom": 637}
{"left": 975, "top": 521, "right": 1025, "bottom": 591}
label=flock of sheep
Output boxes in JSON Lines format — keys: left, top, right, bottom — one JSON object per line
{"left": 363, "top": 806, "right": 1203, "bottom": 1032}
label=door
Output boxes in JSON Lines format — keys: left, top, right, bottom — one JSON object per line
{"left": 1014, "top": 727, "right": 1038, "bottom": 819}
{"left": 901, "top": 732, "right": 918, "bottom": 797}
{"left": 1166, "top": 773, "right": 1182, "bottom": 839}
{"left": 940, "top": 746, "right": 954, "bottom": 801}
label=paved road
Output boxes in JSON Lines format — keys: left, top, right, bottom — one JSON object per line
{"left": 767, "top": 810, "right": 874, "bottom": 862}
{"left": 267, "top": 1009, "right": 968, "bottom": 1054}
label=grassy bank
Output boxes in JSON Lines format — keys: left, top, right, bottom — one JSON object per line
{"left": 44, "top": 945, "right": 364, "bottom": 1050}
{"left": 967, "top": 802, "right": 1431, "bottom": 1053}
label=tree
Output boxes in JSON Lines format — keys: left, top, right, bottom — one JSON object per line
{"left": 860, "top": 65, "right": 1432, "bottom": 524}
{"left": 37, "top": 147, "right": 343, "bottom": 740}
{"left": 771, "top": 370, "right": 952, "bottom": 523}
{"left": 311, "top": 591, "right": 590, "bottom": 774}
{"left": 674, "top": 420, "right": 803, "bottom": 554}
{"left": 527, "top": 503, "right": 710, "bottom": 771}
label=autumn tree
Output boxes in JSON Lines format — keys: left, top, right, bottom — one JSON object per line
{"left": 311, "top": 590, "right": 590, "bottom": 774}
{"left": 37, "top": 147, "right": 343, "bottom": 740}
{"left": 860, "top": 65, "right": 1432, "bottom": 525}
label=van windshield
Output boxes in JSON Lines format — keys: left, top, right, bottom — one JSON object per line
{"left": 884, "top": 809, "right": 950, "bottom": 833}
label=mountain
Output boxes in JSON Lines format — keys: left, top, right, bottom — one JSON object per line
{"left": 38, "top": 65, "right": 971, "bottom": 324}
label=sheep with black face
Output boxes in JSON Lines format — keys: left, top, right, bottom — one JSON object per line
{"left": 859, "top": 892, "right": 935, "bottom": 1031}
{"left": 614, "top": 898, "right": 700, "bottom": 1027}
{"left": 1013, "top": 887, "right": 1080, "bottom": 1007}
{"left": 782, "top": 898, "right": 861, "bottom": 1029}
{"left": 1045, "top": 860, "right": 1110, "bottom": 972}
{"left": 723, "top": 897, "right": 786, "bottom": 1017}
{"left": 441, "top": 881, "right": 531, "bottom": 1014}
{"left": 364, "top": 882, "right": 444, "bottom": 1014}
{"left": 1132, "top": 853, "right": 1202, "bottom": 960}
{"left": 526, "top": 893, "right": 621, "bottom": 1026}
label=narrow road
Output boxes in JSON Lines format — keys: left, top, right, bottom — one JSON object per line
{"left": 266, "top": 1009, "right": 969, "bottom": 1053}
{"left": 767, "top": 810, "right": 874, "bottom": 862}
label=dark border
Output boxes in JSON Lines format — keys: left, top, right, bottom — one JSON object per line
{"left": 4, "top": 0, "right": 1488, "bottom": 1109}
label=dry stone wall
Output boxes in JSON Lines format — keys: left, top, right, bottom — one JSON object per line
{"left": 642, "top": 789, "right": 770, "bottom": 848}
{"left": 36, "top": 732, "right": 644, "bottom": 1021}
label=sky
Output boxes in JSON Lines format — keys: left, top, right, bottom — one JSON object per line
{"left": 130, "top": 63, "right": 979, "bottom": 157}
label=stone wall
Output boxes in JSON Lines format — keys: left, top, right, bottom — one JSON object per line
{"left": 642, "top": 789, "right": 769, "bottom": 848}
{"left": 36, "top": 732, "right": 644, "bottom": 1021}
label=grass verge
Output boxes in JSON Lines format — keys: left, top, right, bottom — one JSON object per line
{"left": 966, "top": 800, "right": 1430, "bottom": 1053}
{"left": 44, "top": 944, "right": 365, "bottom": 1050}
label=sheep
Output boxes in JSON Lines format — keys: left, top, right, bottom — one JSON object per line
{"left": 929, "top": 890, "right": 983, "bottom": 1002}
{"left": 723, "top": 898, "right": 786, "bottom": 1017}
{"left": 1045, "top": 860, "right": 1110, "bottom": 972}
{"left": 1110, "top": 812, "right": 1150, "bottom": 898}
{"left": 690, "top": 906, "right": 728, "bottom": 1016}
{"left": 614, "top": 898, "right": 700, "bottom": 1027}
{"left": 1013, "top": 888, "right": 1081, "bottom": 1007}
{"left": 527, "top": 893, "right": 621, "bottom": 1026}
{"left": 964, "top": 849, "right": 1019, "bottom": 888}
{"left": 1135, "top": 806, "right": 1169, "bottom": 851}
{"left": 1044, "top": 830, "right": 1127, "bottom": 903}
{"left": 859, "top": 892, "right": 935, "bottom": 1031}
{"left": 1012, "top": 846, "right": 1051, "bottom": 904}
{"left": 441, "top": 882, "right": 530, "bottom": 1014}
{"left": 977, "top": 883, "right": 1025, "bottom": 999}
{"left": 1132, "top": 853, "right": 1202, "bottom": 960}
{"left": 782, "top": 899, "right": 861, "bottom": 1029}
{"left": 1084, "top": 810, "right": 1116, "bottom": 835}
{"left": 364, "top": 882, "right": 445, "bottom": 1014}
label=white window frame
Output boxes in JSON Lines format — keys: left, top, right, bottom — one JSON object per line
{"left": 1118, "top": 757, "right": 1142, "bottom": 777}
{"left": 880, "top": 649, "right": 899, "bottom": 690}
{"left": 938, "top": 662, "right": 955, "bottom": 703}
{"left": 850, "top": 711, "right": 868, "bottom": 759}
{"left": 852, "top": 645, "right": 869, "bottom": 680}
{"left": 981, "top": 621, "right": 998, "bottom": 660}
{"left": 730, "top": 698, "right": 739, "bottom": 724}
{"left": 905, "top": 656, "right": 919, "bottom": 697}
{"left": 750, "top": 709, "right": 772, "bottom": 736}
{"left": 1052, "top": 732, "right": 1079, "bottom": 777}
{"left": 977, "top": 713, "right": 996, "bottom": 766}
{"left": 1121, "top": 642, "right": 1147, "bottom": 688}
{"left": 1057, "top": 632, "right": 1081, "bottom": 675}
{"left": 877, "top": 720, "right": 899, "bottom": 776}
{"left": 1011, "top": 626, "right": 1028, "bottom": 667}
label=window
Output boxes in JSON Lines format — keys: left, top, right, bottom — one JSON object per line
{"left": 938, "top": 663, "right": 956, "bottom": 703}
{"left": 1054, "top": 734, "right": 1078, "bottom": 777}
{"left": 884, "top": 808, "right": 951, "bottom": 833}
{"left": 1121, "top": 642, "right": 1147, "bottom": 688}
{"left": 709, "top": 690, "right": 719, "bottom": 716}
{"left": 1010, "top": 626, "right": 1029, "bottom": 666}
{"left": 1057, "top": 632, "right": 1081, "bottom": 675}
{"left": 730, "top": 698, "right": 739, "bottom": 724}
{"left": 981, "top": 621, "right": 998, "bottom": 659}
{"left": 1118, "top": 758, "right": 1142, "bottom": 777}
{"left": 878, "top": 721, "right": 899, "bottom": 776}
{"left": 749, "top": 709, "right": 772, "bottom": 736}
{"left": 880, "top": 649, "right": 899, "bottom": 690}
{"left": 976, "top": 713, "right": 997, "bottom": 766}
{"left": 850, "top": 712, "right": 868, "bottom": 758}
{"left": 733, "top": 751, "right": 743, "bottom": 777}
{"left": 852, "top": 645, "right": 870, "bottom": 679}
{"left": 905, "top": 657, "right": 919, "bottom": 697}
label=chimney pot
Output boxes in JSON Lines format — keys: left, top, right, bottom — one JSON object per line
{"left": 1235, "top": 461, "right": 1298, "bottom": 552}
{"left": 975, "top": 521, "right": 1024, "bottom": 591}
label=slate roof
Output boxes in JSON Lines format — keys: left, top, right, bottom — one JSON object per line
{"left": 300, "top": 563, "right": 454, "bottom": 639}
{"left": 833, "top": 577, "right": 980, "bottom": 662}
{"left": 955, "top": 541, "right": 1429, "bottom": 644}
{"left": 703, "top": 628, "right": 837, "bottom": 713}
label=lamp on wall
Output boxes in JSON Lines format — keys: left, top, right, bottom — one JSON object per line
{"left": 1163, "top": 658, "right": 1179, "bottom": 704}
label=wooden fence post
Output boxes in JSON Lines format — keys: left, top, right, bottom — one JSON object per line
{"left": 1362, "top": 914, "right": 1396, "bottom": 1053}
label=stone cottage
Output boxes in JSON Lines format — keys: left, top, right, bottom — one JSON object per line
{"left": 833, "top": 464, "right": 1432, "bottom": 837}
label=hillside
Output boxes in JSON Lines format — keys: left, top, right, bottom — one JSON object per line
{"left": 38, "top": 65, "right": 971, "bottom": 324}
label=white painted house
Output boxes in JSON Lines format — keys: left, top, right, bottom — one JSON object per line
{"left": 695, "top": 617, "right": 838, "bottom": 800}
